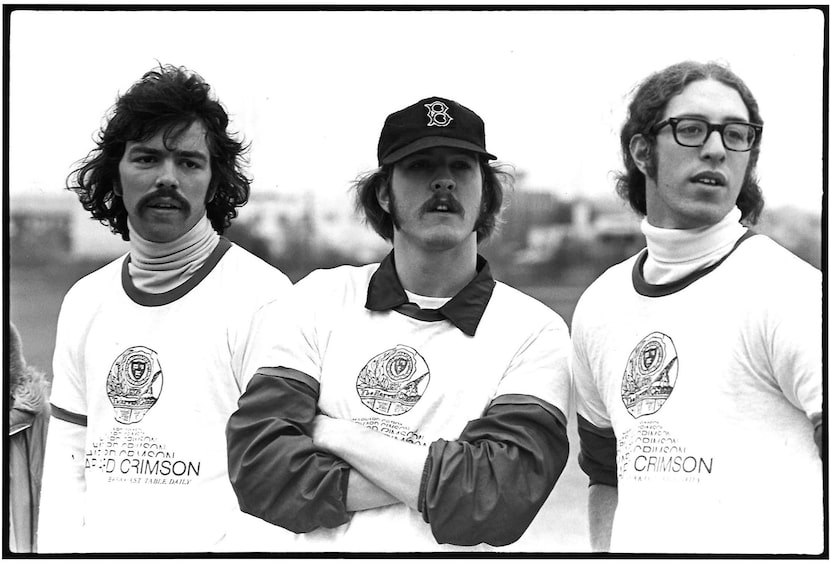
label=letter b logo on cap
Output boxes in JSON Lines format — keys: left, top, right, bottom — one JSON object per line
{"left": 424, "top": 101, "right": 453, "bottom": 127}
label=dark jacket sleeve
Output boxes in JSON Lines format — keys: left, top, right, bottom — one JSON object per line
{"left": 418, "top": 395, "right": 569, "bottom": 547}
{"left": 226, "top": 367, "right": 351, "bottom": 533}
{"left": 577, "top": 413, "right": 617, "bottom": 487}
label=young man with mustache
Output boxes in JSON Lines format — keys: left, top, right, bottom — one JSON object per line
{"left": 571, "top": 61, "right": 822, "bottom": 554}
{"left": 226, "top": 97, "right": 572, "bottom": 551}
{"left": 37, "top": 65, "right": 292, "bottom": 553}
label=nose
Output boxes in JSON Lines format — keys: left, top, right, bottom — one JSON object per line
{"left": 155, "top": 160, "right": 180, "bottom": 188}
{"left": 432, "top": 177, "right": 456, "bottom": 191}
{"left": 431, "top": 162, "right": 456, "bottom": 192}
{"left": 700, "top": 130, "right": 727, "bottom": 162}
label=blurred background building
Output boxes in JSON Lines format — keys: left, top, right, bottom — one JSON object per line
{"left": 11, "top": 173, "right": 821, "bottom": 288}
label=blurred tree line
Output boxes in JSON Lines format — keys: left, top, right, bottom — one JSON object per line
{"left": 225, "top": 189, "right": 822, "bottom": 288}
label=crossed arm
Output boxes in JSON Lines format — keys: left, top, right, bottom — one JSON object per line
{"left": 226, "top": 368, "right": 569, "bottom": 546}
{"left": 310, "top": 414, "right": 427, "bottom": 511}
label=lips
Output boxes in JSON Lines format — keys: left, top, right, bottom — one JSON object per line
{"left": 422, "top": 195, "right": 463, "bottom": 216}
{"left": 690, "top": 170, "right": 727, "bottom": 187}
{"left": 138, "top": 190, "right": 188, "bottom": 213}
{"left": 146, "top": 198, "right": 181, "bottom": 209}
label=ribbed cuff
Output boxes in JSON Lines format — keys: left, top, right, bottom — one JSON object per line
{"left": 417, "top": 448, "right": 435, "bottom": 522}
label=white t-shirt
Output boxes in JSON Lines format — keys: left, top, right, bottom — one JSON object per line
{"left": 572, "top": 233, "right": 822, "bottom": 554}
{"left": 248, "top": 258, "right": 572, "bottom": 551}
{"left": 39, "top": 240, "right": 293, "bottom": 553}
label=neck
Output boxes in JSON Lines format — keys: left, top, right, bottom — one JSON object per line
{"left": 641, "top": 207, "right": 746, "bottom": 284}
{"left": 127, "top": 215, "right": 220, "bottom": 293}
{"left": 392, "top": 240, "right": 478, "bottom": 298}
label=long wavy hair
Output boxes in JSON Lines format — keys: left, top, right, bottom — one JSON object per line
{"left": 68, "top": 64, "right": 251, "bottom": 240}
{"left": 616, "top": 61, "right": 765, "bottom": 224}
{"left": 352, "top": 158, "right": 510, "bottom": 242}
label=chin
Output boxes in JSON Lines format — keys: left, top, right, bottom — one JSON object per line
{"left": 677, "top": 206, "right": 733, "bottom": 229}
{"left": 417, "top": 235, "right": 457, "bottom": 251}
{"left": 417, "top": 230, "right": 471, "bottom": 251}
{"left": 397, "top": 224, "right": 476, "bottom": 252}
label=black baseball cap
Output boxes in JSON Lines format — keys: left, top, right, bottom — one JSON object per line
{"left": 377, "top": 96, "right": 497, "bottom": 166}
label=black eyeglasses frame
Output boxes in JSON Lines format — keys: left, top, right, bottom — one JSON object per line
{"left": 651, "top": 117, "right": 763, "bottom": 152}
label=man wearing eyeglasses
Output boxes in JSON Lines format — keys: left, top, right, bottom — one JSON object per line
{"left": 571, "top": 61, "right": 822, "bottom": 554}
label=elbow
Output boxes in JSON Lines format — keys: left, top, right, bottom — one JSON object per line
{"left": 428, "top": 477, "right": 556, "bottom": 547}
{"left": 447, "top": 492, "right": 543, "bottom": 546}
{"left": 228, "top": 442, "right": 351, "bottom": 534}
{"left": 231, "top": 458, "right": 349, "bottom": 533}
{"left": 226, "top": 423, "right": 297, "bottom": 531}
{"left": 422, "top": 402, "right": 571, "bottom": 547}
{"left": 423, "top": 440, "right": 568, "bottom": 547}
{"left": 227, "top": 416, "right": 352, "bottom": 534}
{"left": 226, "top": 370, "right": 353, "bottom": 533}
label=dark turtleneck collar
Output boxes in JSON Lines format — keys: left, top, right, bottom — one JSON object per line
{"left": 365, "top": 251, "right": 495, "bottom": 337}
{"left": 122, "top": 237, "right": 232, "bottom": 307}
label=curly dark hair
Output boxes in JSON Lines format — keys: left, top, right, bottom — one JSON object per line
{"left": 68, "top": 64, "right": 251, "bottom": 240}
{"left": 616, "top": 60, "right": 764, "bottom": 224}
{"left": 352, "top": 158, "right": 510, "bottom": 242}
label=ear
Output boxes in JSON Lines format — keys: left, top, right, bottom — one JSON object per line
{"left": 376, "top": 179, "right": 391, "bottom": 214}
{"left": 206, "top": 182, "right": 217, "bottom": 204}
{"left": 113, "top": 179, "right": 123, "bottom": 197}
{"left": 629, "top": 134, "right": 652, "bottom": 176}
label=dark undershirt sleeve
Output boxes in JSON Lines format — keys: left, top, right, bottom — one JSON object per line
{"left": 577, "top": 413, "right": 618, "bottom": 487}
{"left": 418, "top": 397, "right": 569, "bottom": 547}
{"left": 225, "top": 367, "right": 351, "bottom": 533}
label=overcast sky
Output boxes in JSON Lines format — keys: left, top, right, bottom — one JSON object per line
{"left": 8, "top": 7, "right": 825, "bottom": 212}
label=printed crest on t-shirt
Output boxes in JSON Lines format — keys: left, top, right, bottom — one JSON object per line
{"left": 106, "top": 346, "right": 164, "bottom": 424}
{"left": 355, "top": 344, "right": 430, "bottom": 416}
{"left": 621, "top": 332, "right": 678, "bottom": 418}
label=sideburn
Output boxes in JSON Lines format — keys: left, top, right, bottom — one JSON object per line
{"left": 386, "top": 184, "right": 402, "bottom": 231}
{"left": 473, "top": 164, "right": 495, "bottom": 240}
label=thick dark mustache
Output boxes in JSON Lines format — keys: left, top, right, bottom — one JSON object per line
{"left": 419, "top": 195, "right": 464, "bottom": 218}
{"left": 137, "top": 188, "right": 190, "bottom": 213}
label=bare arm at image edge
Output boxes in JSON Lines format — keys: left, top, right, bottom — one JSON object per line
{"left": 577, "top": 413, "right": 618, "bottom": 552}
{"left": 588, "top": 483, "right": 618, "bottom": 552}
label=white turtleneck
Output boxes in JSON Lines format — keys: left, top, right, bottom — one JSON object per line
{"left": 127, "top": 215, "right": 221, "bottom": 294}
{"left": 640, "top": 207, "right": 747, "bottom": 285}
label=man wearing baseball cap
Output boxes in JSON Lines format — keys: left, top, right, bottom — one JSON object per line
{"left": 226, "top": 97, "right": 572, "bottom": 551}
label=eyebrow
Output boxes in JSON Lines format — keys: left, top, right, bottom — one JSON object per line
{"left": 126, "top": 145, "right": 209, "bottom": 162}
{"left": 175, "top": 149, "right": 209, "bottom": 162}
{"left": 674, "top": 112, "right": 751, "bottom": 123}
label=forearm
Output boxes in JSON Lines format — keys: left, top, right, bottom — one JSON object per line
{"left": 588, "top": 483, "right": 617, "bottom": 552}
{"left": 312, "top": 416, "right": 428, "bottom": 510}
{"left": 345, "top": 468, "right": 400, "bottom": 511}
